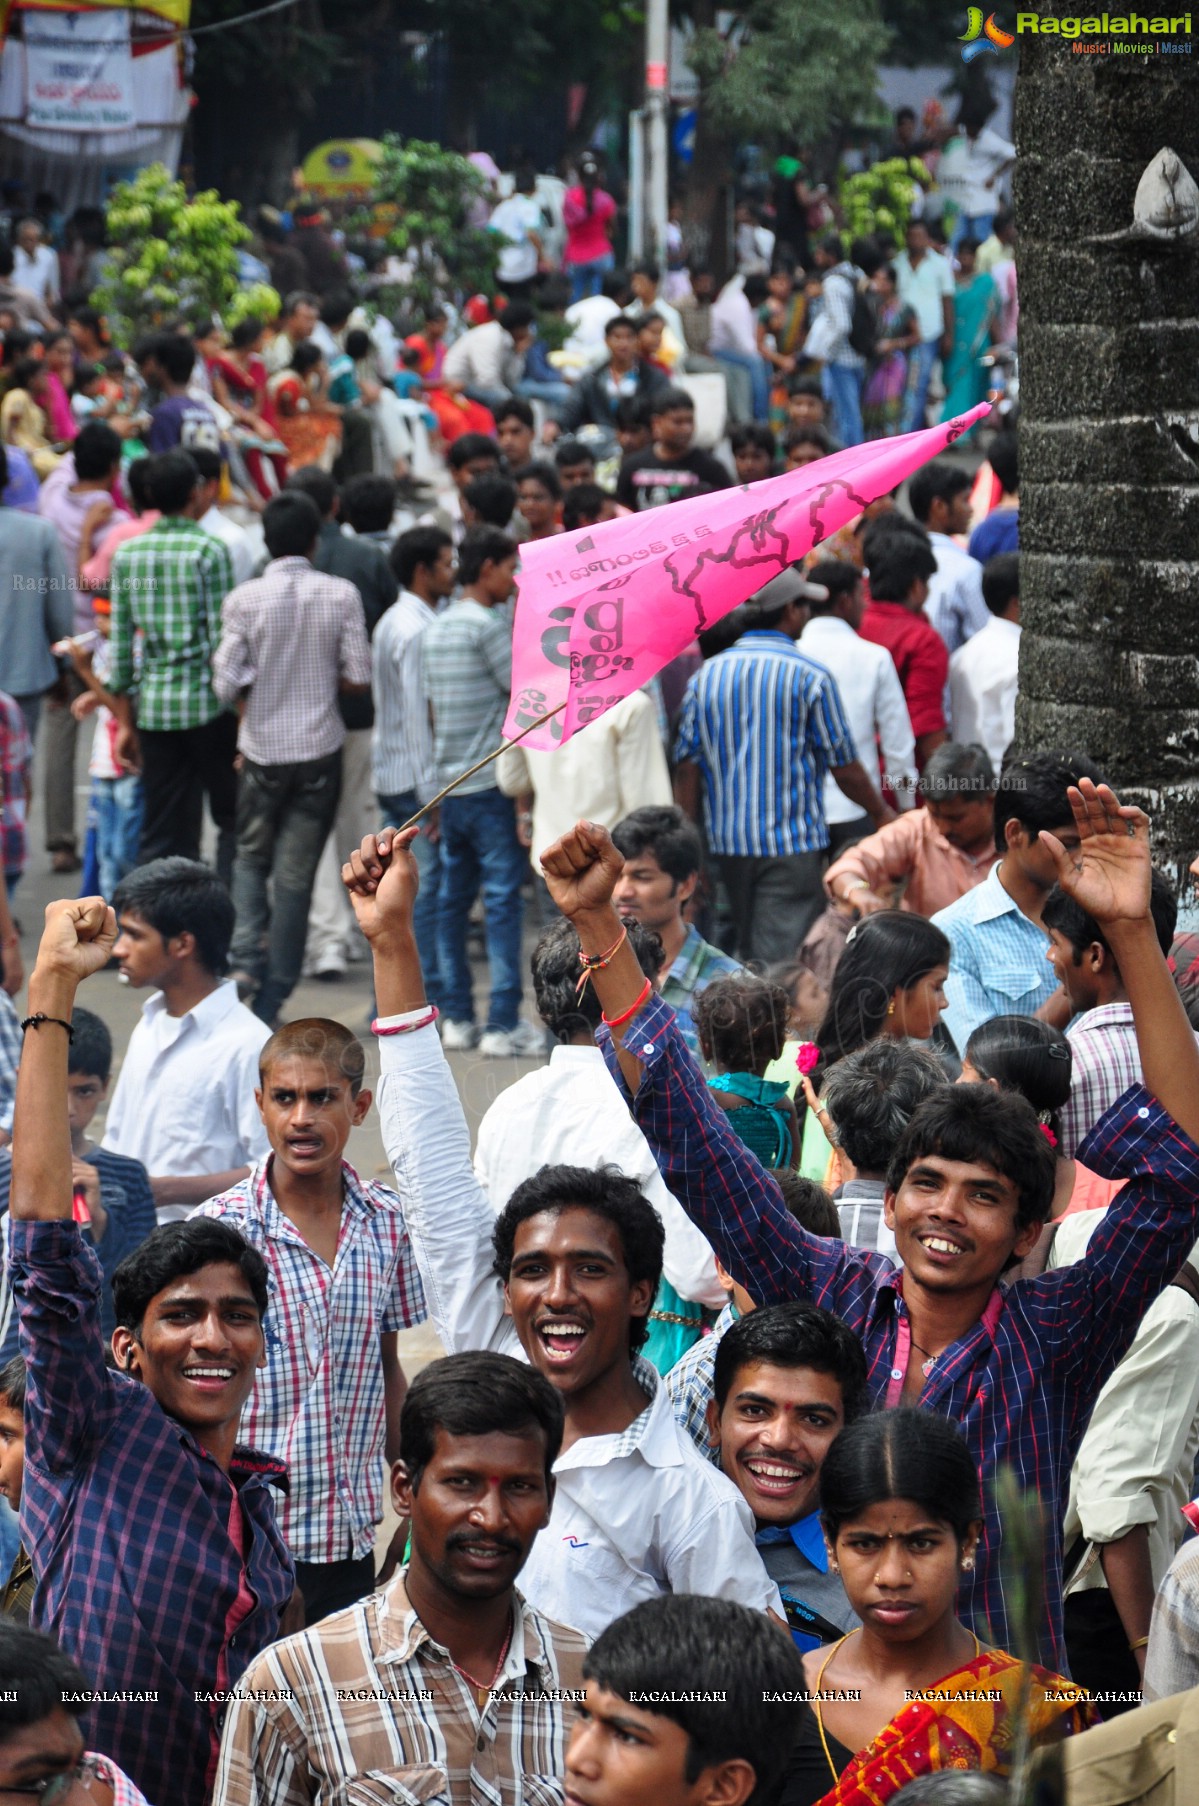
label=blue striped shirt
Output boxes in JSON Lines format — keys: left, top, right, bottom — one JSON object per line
{"left": 674, "top": 632, "right": 857, "bottom": 857}
{"left": 932, "top": 860, "right": 1059, "bottom": 1055}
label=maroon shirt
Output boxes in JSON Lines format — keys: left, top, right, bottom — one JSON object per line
{"left": 860, "top": 599, "right": 949, "bottom": 742}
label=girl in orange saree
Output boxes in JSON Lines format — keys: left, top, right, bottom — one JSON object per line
{"left": 785, "top": 1411, "right": 1097, "bottom": 1806}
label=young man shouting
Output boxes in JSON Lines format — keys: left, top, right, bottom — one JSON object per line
{"left": 8, "top": 897, "right": 294, "bottom": 1806}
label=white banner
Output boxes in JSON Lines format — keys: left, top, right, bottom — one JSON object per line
{"left": 25, "top": 9, "right": 135, "bottom": 133}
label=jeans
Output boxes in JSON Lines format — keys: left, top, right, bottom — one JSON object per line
{"left": 42, "top": 672, "right": 85, "bottom": 853}
{"left": 952, "top": 210, "right": 995, "bottom": 250}
{"left": 569, "top": 253, "right": 615, "bottom": 304}
{"left": 718, "top": 850, "right": 827, "bottom": 964}
{"left": 378, "top": 790, "right": 444, "bottom": 1008}
{"left": 230, "top": 750, "right": 342, "bottom": 1023}
{"left": 902, "top": 338, "right": 940, "bottom": 434}
{"left": 822, "top": 360, "right": 865, "bottom": 449}
{"left": 93, "top": 774, "right": 144, "bottom": 899}
{"left": 712, "top": 349, "right": 771, "bottom": 422}
{"left": 139, "top": 712, "right": 240, "bottom": 887}
{"left": 464, "top": 384, "right": 515, "bottom": 414}
{"left": 437, "top": 787, "right": 526, "bottom": 1031}
{"left": 516, "top": 377, "right": 573, "bottom": 413}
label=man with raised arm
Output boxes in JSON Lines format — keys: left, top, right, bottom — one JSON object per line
{"left": 341, "top": 829, "right": 781, "bottom": 1641}
{"left": 525, "top": 784, "right": 1199, "bottom": 1671}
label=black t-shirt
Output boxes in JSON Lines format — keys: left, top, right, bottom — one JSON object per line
{"left": 616, "top": 445, "right": 732, "bottom": 512}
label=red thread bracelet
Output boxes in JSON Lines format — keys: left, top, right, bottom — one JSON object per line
{"left": 372, "top": 1006, "right": 440, "bottom": 1037}
{"left": 602, "top": 977, "right": 653, "bottom": 1030}
{"left": 576, "top": 924, "right": 629, "bottom": 996}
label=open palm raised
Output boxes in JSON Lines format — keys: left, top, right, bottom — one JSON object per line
{"left": 1041, "top": 780, "right": 1151, "bottom": 925}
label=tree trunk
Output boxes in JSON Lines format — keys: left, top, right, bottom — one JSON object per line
{"left": 1014, "top": 29, "right": 1199, "bottom": 889}
{"left": 681, "top": 0, "right": 732, "bottom": 281}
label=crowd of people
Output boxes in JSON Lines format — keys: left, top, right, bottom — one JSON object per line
{"left": 0, "top": 107, "right": 1194, "bottom": 1806}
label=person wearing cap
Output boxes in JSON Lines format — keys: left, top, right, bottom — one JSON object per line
{"left": 674, "top": 568, "right": 895, "bottom": 963}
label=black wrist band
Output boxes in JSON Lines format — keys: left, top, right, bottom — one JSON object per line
{"left": 20, "top": 1013, "right": 74, "bottom": 1041}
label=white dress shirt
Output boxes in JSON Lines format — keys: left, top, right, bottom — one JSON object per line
{"left": 376, "top": 1019, "right": 780, "bottom": 1639}
{"left": 371, "top": 589, "right": 439, "bottom": 802}
{"left": 474, "top": 1044, "right": 723, "bottom": 1308}
{"left": 708, "top": 277, "right": 759, "bottom": 359}
{"left": 200, "top": 505, "right": 255, "bottom": 586}
{"left": 496, "top": 689, "right": 672, "bottom": 863}
{"left": 949, "top": 615, "right": 1020, "bottom": 771}
{"left": 442, "top": 321, "right": 519, "bottom": 393}
{"left": 801, "top": 616, "right": 917, "bottom": 823}
{"left": 13, "top": 243, "right": 59, "bottom": 303}
{"left": 924, "top": 532, "right": 990, "bottom": 655}
{"left": 102, "top": 980, "right": 271, "bottom": 1221}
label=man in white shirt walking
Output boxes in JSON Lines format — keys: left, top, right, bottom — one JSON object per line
{"left": 949, "top": 552, "right": 1021, "bottom": 770}
{"left": 102, "top": 858, "right": 270, "bottom": 1222}
{"left": 372, "top": 524, "right": 458, "bottom": 1008}
{"left": 213, "top": 489, "right": 371, "bottom": 1025}
{"left": 342, "top": 828, "right": 782, "bottom": 1641}
{"left": 802, "top": 559, "right": 917, "bottom": 855}
{"left": 894, "top": 220, "right": 954, "bottom": 434}
{"left": 191, "top": 447, "right": 255, "bottom": 585}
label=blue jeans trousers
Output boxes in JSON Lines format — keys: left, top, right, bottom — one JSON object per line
{"left": 822, "top": 360, "right": 865, "bottom": 448}
{"left": 902, "top": 338, "right": 940, "bottom": 434}
{"left": 569, "top": 253, "right": 615, "bottom": 303}
{"left": 437, "top": 788, "right": 526, "bottom": 1031}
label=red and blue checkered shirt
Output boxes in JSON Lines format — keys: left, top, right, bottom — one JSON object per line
{"left": 602, "top": 991, "right": 1199, "bottom": 1671}
{"left": 196, "top": 1156, "right": 426, "bottom": 1563}
{"left": 10, "top": 1219, "right": 295, "bottom": 1806}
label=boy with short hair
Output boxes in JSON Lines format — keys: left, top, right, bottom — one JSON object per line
{"left": 615, "top": 388, "right": 731, "bottom": 512}
{"left": 194, "top": 1017, "right": 425, "bottom": 1624}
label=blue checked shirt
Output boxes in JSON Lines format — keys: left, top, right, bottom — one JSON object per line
{"left": 0, "top": 990, "right": 20, "bottom": 1136}
{"left": 665, "top": 1301, "right": 737, "bottom": 1458}
{"left": 673, "top": 631, "right": 857, "bottom": 858}
{"left": 601, "top": 990, "right": 1199, "bottom": 1671}
{"left": 932, "top": 861, "right": 1059, "bottom": 1056}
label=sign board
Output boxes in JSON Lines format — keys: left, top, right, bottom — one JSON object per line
{"left": 25, "top": 8, "right": 134, "bottom": 131}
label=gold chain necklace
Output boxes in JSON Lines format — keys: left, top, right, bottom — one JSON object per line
{"left": 813, "top": 1629, "right": 981, "bottom": 1782}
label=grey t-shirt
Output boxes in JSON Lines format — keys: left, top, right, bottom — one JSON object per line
{"left": 757, "top": 1516, "right": 859, "bottom": 1651}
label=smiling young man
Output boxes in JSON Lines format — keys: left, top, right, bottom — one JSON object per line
{"left": 7, "top": 896, "right": 294, "bottom": 1806}
{"left": 194, "top": 1017, "right": 426, "bottom": 1625}
{"left": 531, "top": 783, "right": 1199, "bottom": 1670}
{"left": 215, "top": 1351, "right": 588, "bottom": 1806}
{"left": 341, "top": 829, "right": 781, "bottom": 1640}
{"left": 566, "top": 1594, "right": 805, "bottom": 1806}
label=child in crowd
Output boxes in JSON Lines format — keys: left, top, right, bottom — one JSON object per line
{"left": 0, "top": 1356, "right": 29, "bottom": 1623}
{"left": 60, "top": 592, "right": 144, "bottom": 900}
{"left": 694, "top": 974, "right": 800, "bottom": 1170}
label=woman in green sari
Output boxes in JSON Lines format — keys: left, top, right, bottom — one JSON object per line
{"left": 940, "top": 238, "right": 999, "bottom": 422}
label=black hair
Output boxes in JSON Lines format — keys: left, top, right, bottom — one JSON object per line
{"left": 818, "top": 1038, "right": 948, "bottom": 1175}
{"left": 922, "top": 741, "right": 995, "bottom": 799}
{"left": 614, "top": 394, "right": 654, "bottom": 432}
{"left": 291, "top": 340, "right": 324, "bottom": 377}
{"left": 993, "top": 751, "right": 1105, "bottom": 857}
{"left": 492, "top": 1166, "right": 664, "bottom": 1353}
{"left": 499, "top": 301, "right": 536, "bottom": 333}
{"left": 612, "top": 804, "right": 703, "bottom": 887}
{"left": 186, "top": 448, "right": 222, "bottom": 491}
{"left": 787, "top": 374, "right": 825, "bottom": 402}
{"left": 283, "top": 290, "right": 320, "bottom": 317}
{"left": 730, "top": 421, "right": 777, "bottom": 459}
{"left": 67, "top": 1005, "right": 112, "bottom": 1084}
{"left": 341, "top": 472, "right": 397, "bottom": 535}
{"left": 908, "top": 458, "right": 972, "bottom": 525}
{"left": 964, "top": 1014, "right": 1072, "bottom": 1144}
{"left": 464, "top": 472, "right": 518, "bottom": 527}
{"left": 987, "top": 430, "right": 1018, "bottom": 496}
{"left": 981, "top": 552, "right": 1019, "bottom": 617}
{"left": 447, "top": 432, "right": 500, "bottom": 472}
{"left": 713, "top": 1301, "right": 870, "bottom": 1417}
{"left": 399, "top": 1349, "right": 564, "bottom": 1491}
{"left": 851, "top": 234, "right": 885, "bottom": 277}
{"left": 694, "top": 973, "right": 790, "bottom": 1074}
{"left": 531, "top": 916, "right": 663, "bottom": 1042}
{"left": 0, "top": 1354, "right": 26, "bottom": 1414}
{"left": 514, "top": 460, "right": 561, "bottom": 502}
{"left": 67, "top": 302, "right": 106, "bottom": 337}
{"left": 821, "top": 1408, "right": 981, "bottom": 1543}
{"left": 8, "top": 356, "right": 44, "bottom": 393}
{"left": 126, "top": 458, "right": 155, "bottom": 514}
{"left": 584, "top": 1595, "right": 806, "bottom": 1805}
{"left": 344, "top": 328, "right": 372, "bottom": 361}
{"left": 1042, "top": 865, "right": 1176, "bottom": 964}
{"left": 861, "top": 516, "right": 937, "bottom": 601}
{"left": 264, "top": 489, "right": 321, "bottom": 558}
{"left": 815, "top": 911, "right": 950, "bottom": 1068}
{"left": 0, "top": 1624, "right": 92, "bottom": 1732}
{"left": 392, "top": 524, "right": 453, "bottom": 589}
{"left": 319, "top": 290, "right": 355, "bottom": 329}
{"left": 113, "top": 857, "right": 235, "bottom": 977}
{"left": 652, "top": 386, "right": 695, "bottom": 418}
{"left": 957, "top": 236, "right": 982, "bottom": 259}
{"left": 604, "top": 313, "right": 639, "bottom": 339}
{"left": 896, "top": 105, "right": 917, "bottom": 124}
{"left": 775, "top": 1170, "right": 841, "bottom": 1236}
{"left": 819, "top": 232, "right": 845, "bottom": 261}
{"left": 112, "top": 1218, "right": 269, "bottom": 1337}
{"left": 72, "top": 420, "right": 122, "bottom": 481}
{"left": 285, "top": 465, "right": 336, "bottom": 517}
{"left": 783, "top": 424, "right": 831, "bottom": 457}
{"left": 230, "top": 317, "right": 265, "bottom": 351}
{"left": 806, "top": 558, "right": 861, "bottom": 612}
{"left": 631, "top": 258, "right": 661, "bottom": 284}
{"left": 887, "top": 1085, "right": 1055, "bottom": 1230}
{"left": 495, "top": 396, "right": 535, "bottom": 430}
{"left": 458, "top": 525, "right": 517, "bottom": 587}
{"left": 259, "top": 1016, "right": 366, "bottom": 1095}
{"left": 146, "top": 448, "right": 200, "bottom": 514}
{"left": 561, "top": 483, "right": 609, "bottom": 532}
{"left": 144, "top": 332, "right": 195, "bottom": 386}
{"left": 553, "top": 437, "right": 595, "bottom": 471}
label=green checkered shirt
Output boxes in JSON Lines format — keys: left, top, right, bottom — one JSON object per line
{"left": 109, "top": 517, "right": 234, "bottom": 732}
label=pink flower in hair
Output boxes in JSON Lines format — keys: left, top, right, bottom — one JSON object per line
{"left": 1039, "top": 1123, "right": 1058, "bottom": 1150}
{"left": 796, "top": 1042, "right": 819, "bottom": 1076}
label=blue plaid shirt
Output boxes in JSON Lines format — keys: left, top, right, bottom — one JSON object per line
{"left": 601, "top": 990, "right": 1199, "bottom": 1671}
{"left": 674, "top": 632, "right": 857, "bottom": 857}
{"left": 932, "top": 861, "right": 1058, "bottom": 1055}
{"left": 666, "top": 1301, "right": 737, "bottom": 1457}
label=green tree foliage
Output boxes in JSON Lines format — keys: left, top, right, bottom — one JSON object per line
{"left": 687, "top": 0, "right": 888, "bottom": 144}
{"left": 369, "top": 136, "right": 499, "bottom": 314}
{"left": 90, "top": 166, "right": 248, "bottom": 342}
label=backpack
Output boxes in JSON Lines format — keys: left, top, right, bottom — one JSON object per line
{"left": 848, "top": 279, "right": 879, "bottom": 359}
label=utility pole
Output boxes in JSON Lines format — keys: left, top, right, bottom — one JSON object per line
{"left": 644, "top": 0, "right": 669, "bottom": 264}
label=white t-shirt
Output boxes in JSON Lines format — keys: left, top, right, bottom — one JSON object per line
{"left": 937, "top": 127, "right": 1015, "bottom": 218}
{"left": 489, "top": 194, "right": 544, "bottom": 283}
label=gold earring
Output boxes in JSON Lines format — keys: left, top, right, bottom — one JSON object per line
{"left": 887, "top": 1001, "right": 896, "bottom": 1016}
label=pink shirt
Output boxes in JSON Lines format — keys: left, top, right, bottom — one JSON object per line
{"left": 825, "top": 805, "right": 998, "bottom": 920}
{"left": 81, "top": 511, "right": 161, "bottom": 589}
{"left": 563, "top": 185, "right": 616, "bottom": 264}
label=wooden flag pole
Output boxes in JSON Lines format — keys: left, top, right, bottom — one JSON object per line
{"left": 397, "top": 699, "right": 570, "bottom": 832}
